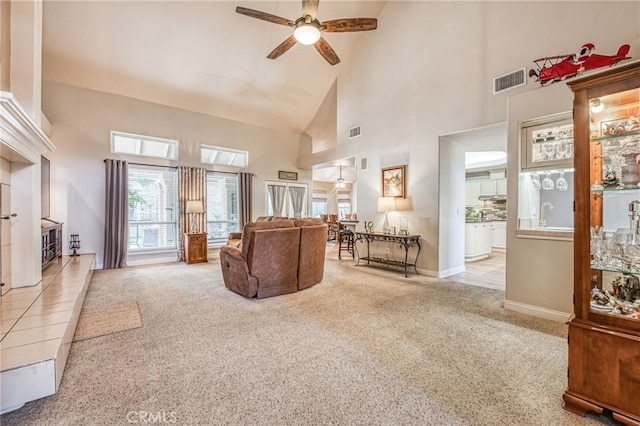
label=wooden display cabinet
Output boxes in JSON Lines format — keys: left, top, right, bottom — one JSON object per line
{"left": 184, "top": 232, "right": 208, "bottom": 264}
{"left": 565, "top": 62, "right": 640, "bottom": 425}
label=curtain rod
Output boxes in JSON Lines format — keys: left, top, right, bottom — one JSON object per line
{"left": 103, "top": 159, "right": 253, "bottom": 175}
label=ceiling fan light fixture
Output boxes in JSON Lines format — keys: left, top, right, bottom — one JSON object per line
{"left": 294, "top": 22, "right": 321, "bottom": 45}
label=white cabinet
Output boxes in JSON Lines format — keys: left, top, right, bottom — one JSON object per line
{"left": 491, "top": 221, "right": 506, "bottom": 249}
{"left": 465, "top": 181, "right": 481, "bottom": 206}
{"left": 478, "top": 178, "right": 506, "bottom": 196}
{"left": 465, "top": 222, "right": 491, "bottom": 261}
{"left": 479, "top": 180, "right": 497, "bottom": 196}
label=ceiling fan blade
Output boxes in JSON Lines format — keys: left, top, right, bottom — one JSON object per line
{"left": 314, "top": 37, "right": 340, "bottom": 65}
{"left": 301, "top": 0, "right": 319, "bottom": 20}
{"left": 267, "top": 36, "right": 298, "bottom": 60}
{"left": 235, "top": 6, "right": 294, "bottom": 27}
{"left": 322, "top": 18, "right": 377, "bottom": 32}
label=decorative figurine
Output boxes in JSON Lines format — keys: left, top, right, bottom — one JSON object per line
{"left": 529, "top": 43, "right": 631, "bottom": 86}
{"left": 602, "top": 169, "right": 619, "bottom": 188}
{"left": 364, "top": 221, "right": 374, "bottom": 233}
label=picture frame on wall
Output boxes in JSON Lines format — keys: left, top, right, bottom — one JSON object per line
{"left": 278, "top": 170, "right": 298, "bottom": 181}
{"left": 382, "top": 165, "right": 405, "bottom": 197}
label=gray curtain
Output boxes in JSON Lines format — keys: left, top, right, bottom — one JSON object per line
{"left": 103, "top": 159, "right": 128, "bottom": 269}
{"left": 288, "top": 186, "right": 305, "bottom": 218}
{"left": 267, "top": 184, "right": 286, "bottom": 216}
{"left": 239, "top": 172, "right": 253, "bottom": 228}
{"left": 177, "top": 166, "right": 207, "bottom": 261}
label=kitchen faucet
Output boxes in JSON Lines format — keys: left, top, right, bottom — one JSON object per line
{"left": 539, "top": 202, "right": 554, "bottom": 227}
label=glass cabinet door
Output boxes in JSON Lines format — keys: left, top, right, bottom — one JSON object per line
{"left": 521, "top": 117, "right": 574, "bottom": 169}
{"left": 589, "top": 87, "right": 640, "bottom": 324}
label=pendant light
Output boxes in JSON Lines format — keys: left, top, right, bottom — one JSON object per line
{"left": 336, "top": 165, "right": 345, "bottom": 188}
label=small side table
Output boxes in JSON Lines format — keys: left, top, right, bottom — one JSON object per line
{"left": 184, "top": 233, "right": 208, "bottom": 264}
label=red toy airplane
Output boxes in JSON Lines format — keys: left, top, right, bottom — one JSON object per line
{"left": 529, "top": 43, "right": 631, "bottom": 85}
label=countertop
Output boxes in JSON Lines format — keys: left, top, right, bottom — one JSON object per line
{"left": 465, "top": 218, "right": 506, "bottom": 223}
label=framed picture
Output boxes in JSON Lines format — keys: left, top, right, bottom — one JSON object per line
{"left": 279, "top": 170, "right": 298, "bottom": 181}
{"left": 382, "top": 165, "right": 405, "bottom": 198}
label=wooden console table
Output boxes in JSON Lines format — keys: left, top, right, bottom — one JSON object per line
{"left": 354, "top": 232, "right": 421, "bottom": 277}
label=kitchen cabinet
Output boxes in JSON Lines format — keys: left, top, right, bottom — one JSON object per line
{"left": 479, "top": 178, "right": 506, "bottom": 196}
{"left": 466, "top": 178, "right": 506, "bottom": 205}
{"left": 465, "top": 222, "right": 491, "bottom": 261}
{"left": 480, "top": 180, "right": 497, "bottom": 196}
{"left": 521, "top": 115, "right": 574, "bottom": 170}
{"left": 465, "top": 181, "right": 481, "bottom": 206}
{"left": 491, "top": 221, "right": 506, "bottom": 249}
{"left": 564, "top": 62, "right": 640, "bottom": 424}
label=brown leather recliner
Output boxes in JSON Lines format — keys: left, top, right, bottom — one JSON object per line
{"left": 220, "top": 218, "right": 328, "bottom": 298}
{"left": 294, "top": 219, "right": 328, "bottom": 290}
{"left": 220, "top": 219, "right": 300, "bottom": 299}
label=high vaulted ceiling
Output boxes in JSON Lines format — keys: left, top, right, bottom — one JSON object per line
{"left": 42, "top": 1, "right": 387, "bottom": 135}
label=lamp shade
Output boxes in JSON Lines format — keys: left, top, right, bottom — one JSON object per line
{"left": 186, "top": 200, "right": 204, "bottom": 214}
{"left": 394, "top": 197, "right": 413, "bottom": 211}
{"left": 377, "top": 197, "right": 396, "bottom": 212}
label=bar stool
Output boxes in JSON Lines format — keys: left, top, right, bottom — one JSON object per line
{"left": 338, "top": 227, "right": 355, "bottom": 259}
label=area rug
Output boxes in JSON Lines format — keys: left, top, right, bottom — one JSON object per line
{"left": 72, "top": 300, "right": 143, "bottom": 342}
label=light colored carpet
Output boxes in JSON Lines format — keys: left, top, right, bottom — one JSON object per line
{"left": 0, "top": 254, "right": 619, "bottom": 425}
{"left": 73, "top": 301, "right": 143, "bottom": 342}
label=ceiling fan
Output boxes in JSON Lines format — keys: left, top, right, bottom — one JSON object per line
{"left": 236, "top": 0, "right": 377, "bottom": 65}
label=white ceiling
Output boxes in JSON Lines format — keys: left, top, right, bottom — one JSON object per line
{"left": 41, "top": 0, "right": 387, "bottom": 135}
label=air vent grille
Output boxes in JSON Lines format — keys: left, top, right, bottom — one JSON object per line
{"left": 360, "top": 158, "right": 368, "bottom": 171}
{"left": 349, "top": 125, "right": 362, "bottom": 139}
{"left": 493, "top": 68, "right": 526, "bottom": 94}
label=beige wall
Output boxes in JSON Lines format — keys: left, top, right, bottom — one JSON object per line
{"left": 42, "top": 80, "right": 309, "bottom": 269}
{"left": 0, "top": 0, "right": 10, "bottom": 91}
{"left": 306, "top": 1, "right": 640, "bottom": 279}
{"left": 9, "top": 0, "right": 43, "bottom": 125}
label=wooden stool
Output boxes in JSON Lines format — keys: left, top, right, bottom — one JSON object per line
{"left": 338, "top": 229, "right": 355, "bottom": 259}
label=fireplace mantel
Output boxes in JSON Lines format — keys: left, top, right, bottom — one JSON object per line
{"left": 0, "top": 91, "right": 55, "bottom": 162}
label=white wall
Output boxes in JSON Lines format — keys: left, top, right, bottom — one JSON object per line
{"left": 505, "top": 82, "right": 575, "bottom": 319}
{"left": 438, "top": 138, "right": 466, "bottom": 276}
{"left": 304, "top": 1, "right": 640, "bottom": 278}
{"left": 41, "top": 81, "right": 309, "bottom": 269}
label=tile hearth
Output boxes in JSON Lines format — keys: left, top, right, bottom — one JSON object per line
{"left": 0, "top": 254, "right": 95, "bottom": 414}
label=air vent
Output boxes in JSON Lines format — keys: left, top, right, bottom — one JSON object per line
{"left": 349, "top": 125, "right": 362, "bottom": 139}
{"left": 360, "top": 158, "right": 368, "bottom": 171}
{"left": 493, "top": 68, "right": 526, "bottom": 94}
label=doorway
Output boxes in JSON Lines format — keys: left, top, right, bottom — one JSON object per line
{"left": 438, "top": 122, "right": 507, "bottom": 290}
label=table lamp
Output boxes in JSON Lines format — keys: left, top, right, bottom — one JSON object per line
{"left": 377, "top": 197, "right": 396, "bottom": 234}
{"left": 186, "top": 200, "right": 205, "bottom": 233}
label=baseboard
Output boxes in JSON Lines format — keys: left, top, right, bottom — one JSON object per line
{"left": 503, "top": 299, "right": 571, "bottom": 323}
{"left": 436, "top": 265, "right": 466, "bottom": 278}
{"left": 415, "top": 267, "right": 439, "bottom": 277}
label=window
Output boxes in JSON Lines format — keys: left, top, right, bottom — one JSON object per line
{"left": 201, "top": 145, "right": 248, "bottom": 168}
{"left": 128, "top": 165, "right": 178, "bottom": 251}
{"left": 312, "top": 190, "right": 327, "bottom": 218}
{"left": 206, "top": 172, "right": 239, "bottom": 244}
{"left": 338, "top": 191, "right": 351, "bottom": 219}
{"left": 111, "top": 131, "right": 178, "bottom": 160}
{"left": 265, "top": 181, "right": 308, "bottom": 218}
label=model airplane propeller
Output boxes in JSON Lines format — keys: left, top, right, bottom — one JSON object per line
{"left": 236, "top": 0, "right": 377, "bottom": 65}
